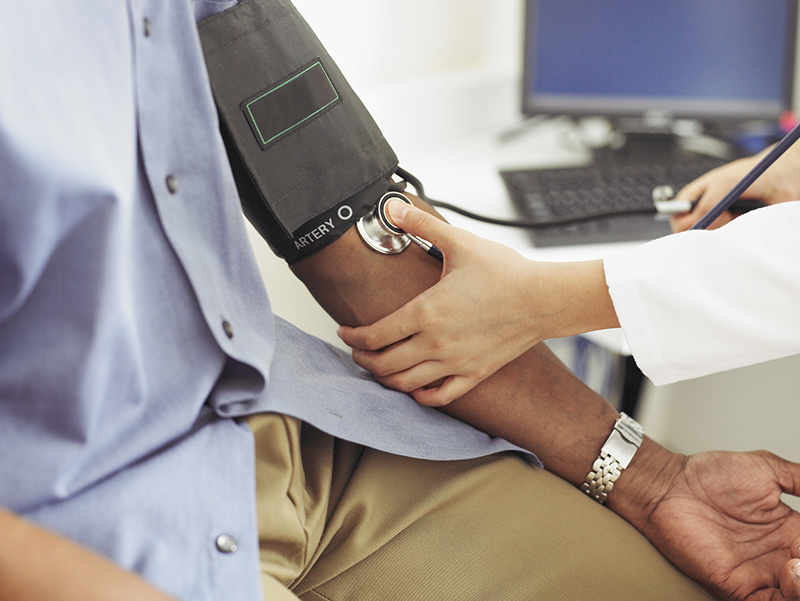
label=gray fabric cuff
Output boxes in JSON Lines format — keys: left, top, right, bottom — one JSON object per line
{"left": 198, "top": 0, "right": 398, "bottom": 262}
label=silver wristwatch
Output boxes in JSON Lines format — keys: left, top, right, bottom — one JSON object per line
{"left": 580, "top": 412, "right": 644, "bottom": 504}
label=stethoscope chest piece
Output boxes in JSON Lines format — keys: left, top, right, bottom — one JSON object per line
{"left": 356, "top": 192, "right": 414, "bottom": 255}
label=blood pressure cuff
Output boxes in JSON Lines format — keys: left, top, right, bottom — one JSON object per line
{"left": 198, "top": 0, "right": 398, "bottom": 263}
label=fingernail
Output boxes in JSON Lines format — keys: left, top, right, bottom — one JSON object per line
{"left": 336, "top": 327, "right": 344, "bottom": 339}
{"left": 386, "top": 199, "right": 410, "bottom": 225}
{"left": 792, "top": 561, "right": 800, "bottom": 578}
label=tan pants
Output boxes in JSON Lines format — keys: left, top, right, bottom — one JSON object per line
{"left": 247, "top": 413, "right": 713, "bottom": 600}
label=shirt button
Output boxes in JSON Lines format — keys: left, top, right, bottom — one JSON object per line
{"left": 222, "top": 320, "right": 234, "bottom": 339}
{"left": 143, "top": 18, "right": 152, "bottom": 37}
{"left": 215, "top": 534, "right": 238, "bottom": 554}
{"left": 166, "top": 175, "right": 179, "bottom": 194}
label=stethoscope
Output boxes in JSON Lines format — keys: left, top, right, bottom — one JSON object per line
{"left": 357, "top": 120, "right": 800, "bottom": 261}
{"left": 356, "top": 191, "right": 443, "bottom": 261}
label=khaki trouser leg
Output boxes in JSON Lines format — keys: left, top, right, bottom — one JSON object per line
{"left": 247, "top": 413, "right": 714, "bottom": 601}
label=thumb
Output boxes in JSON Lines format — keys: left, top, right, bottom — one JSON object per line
{"left": 674, "top": 175, "right": 709, "bottom": 204}
{"left": 386, "top": 200, "right": 461, "bottom": 253}
{"left": 779, "top": 557, "right": 800, "bottom": 600}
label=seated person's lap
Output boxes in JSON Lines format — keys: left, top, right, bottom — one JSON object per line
{"left": 248, "top": 413, "right": 713, "bottom": 601}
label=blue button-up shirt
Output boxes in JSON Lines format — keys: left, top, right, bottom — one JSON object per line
{"left": 0, "top": 1, "right": 533, "bottom": 599}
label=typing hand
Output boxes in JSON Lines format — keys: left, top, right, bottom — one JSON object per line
{"left": 671, "top": 144, "right": 800, "bottom": 233}
{"left": 613, "top": 443, "right": 800, "bottom": 601}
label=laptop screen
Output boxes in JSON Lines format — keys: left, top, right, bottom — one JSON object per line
{"left": 523, "top": 0, "right": 798, "bottom": 124}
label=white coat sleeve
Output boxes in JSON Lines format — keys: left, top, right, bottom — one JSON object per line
{"left": 603, "top": 202, "right": 800, "bottom": 385}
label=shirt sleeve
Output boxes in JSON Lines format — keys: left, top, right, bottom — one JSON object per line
{"left": 603, "top": 202, "right": 800, "bottom": 385}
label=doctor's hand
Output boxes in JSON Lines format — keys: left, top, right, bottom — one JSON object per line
{"left": 671, "top": 142, "right": 800, "bottom": 233}
{"left": 612, "top": 444, "right": 800, "bottom": 601}
{"left": 337, "top": 201, "right": 618, "bottom": 406}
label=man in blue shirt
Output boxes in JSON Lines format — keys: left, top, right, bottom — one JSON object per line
{"left": 2, "top": 1, "right": 800, "bottom": 600}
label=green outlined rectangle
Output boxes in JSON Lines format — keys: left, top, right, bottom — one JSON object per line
{"left": 243, "top": 60, "right": 340, "bottom": 149}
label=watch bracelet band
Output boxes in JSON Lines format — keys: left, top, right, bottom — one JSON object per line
{"left": 580, "top": 412, "right": 644, "bottom": 504}
{"left": 580, "top": 450, "right": 623, "bottom": 504}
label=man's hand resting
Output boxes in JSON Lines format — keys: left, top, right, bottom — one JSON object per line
{"left": 612, "top": 441, "right": 800, "bottom": 601}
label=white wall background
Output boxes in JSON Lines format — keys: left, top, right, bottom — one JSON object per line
{"left": 291, "top": 0, "right": 524, "bottom": 92}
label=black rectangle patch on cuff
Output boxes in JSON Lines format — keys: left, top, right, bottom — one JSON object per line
{"left": 243, "top": 60, "right": 340, "bottom": 149}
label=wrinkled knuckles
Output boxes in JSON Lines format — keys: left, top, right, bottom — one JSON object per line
{"left": 360, "top": 331, "right": 388, "bottom": 352}
{"left": 366, "top": 357, "right": 395, "bottom": 378}
{"left": 383, "top": 373, "right": 418, "bottom": 394}
{"left": 370, "top": 366, "right": 393, "bottom": 379}
{"left": 350, "top": 350, "right": 378, "bottom": 372}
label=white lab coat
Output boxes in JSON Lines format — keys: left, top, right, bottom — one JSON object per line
{"left": 603, "top": 202, "right": 800, "bottom": 385}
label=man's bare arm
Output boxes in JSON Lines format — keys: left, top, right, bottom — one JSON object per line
{"left": 0, "top": 507, "right": 175, "bottom": 601}
{"left": 291, "top": 195, "right": 617, "bottom": 486}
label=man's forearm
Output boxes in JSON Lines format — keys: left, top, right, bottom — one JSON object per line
{"left": 291, "top": 197, "right": 621, "bottom": 487}
{"left": 0, "top": 508, "right": 175, "bottom": 601}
